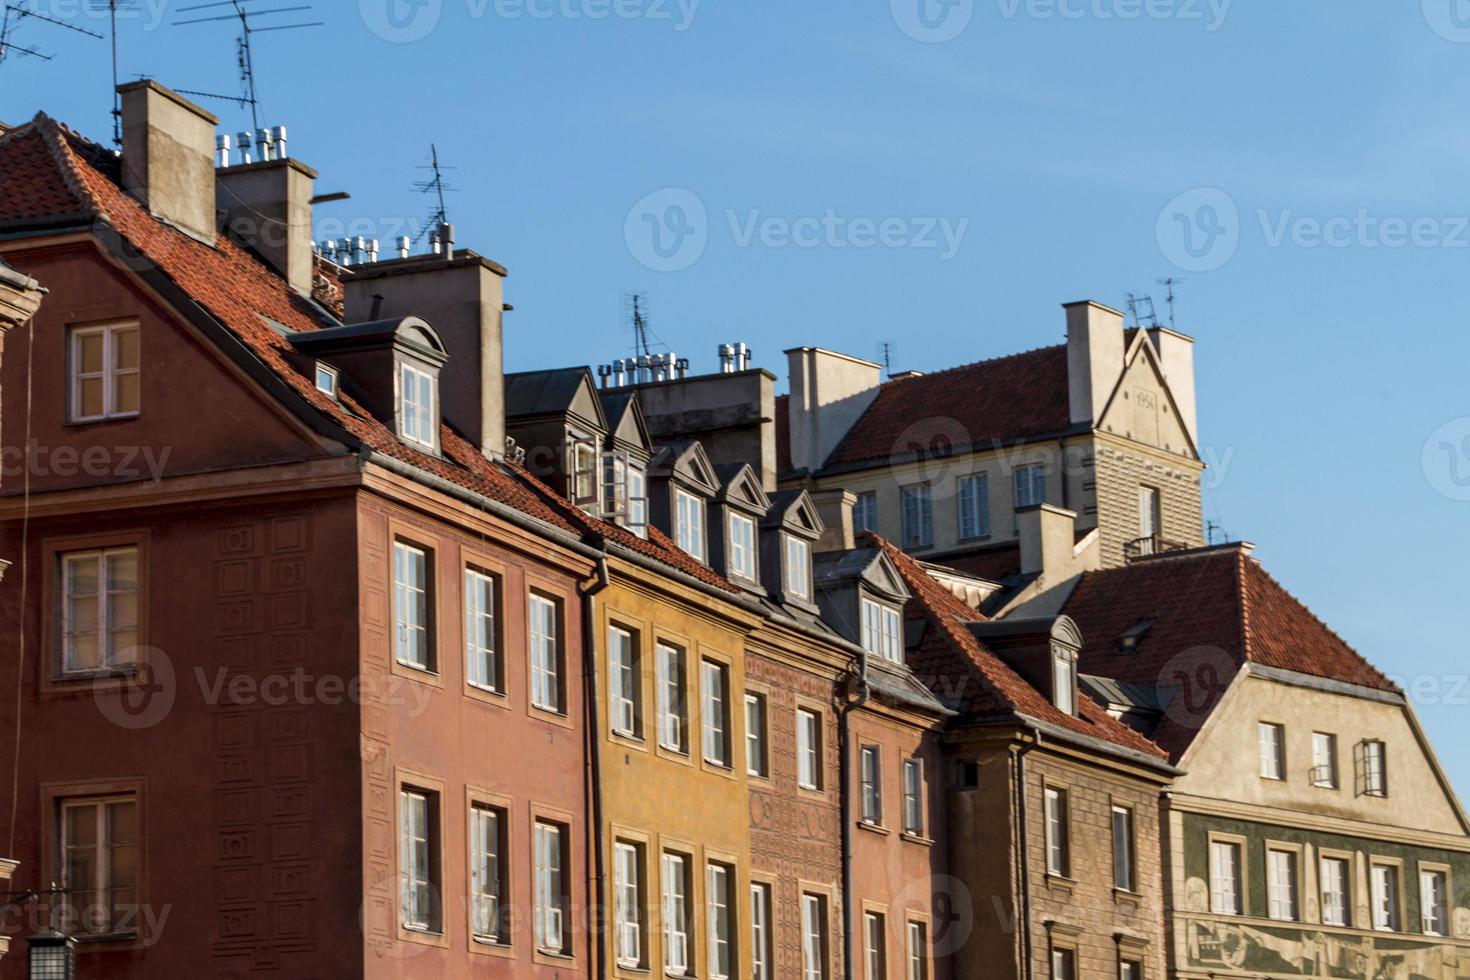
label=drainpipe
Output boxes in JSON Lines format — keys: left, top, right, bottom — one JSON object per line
{"left": 838, "top": 648, "right": 871, "bottom": 980}
{"left": 1015, "top": 726, "right": 1043, "bottom": 980}
{"left": 581, "top": 555, "right": 611, "bottom": 978}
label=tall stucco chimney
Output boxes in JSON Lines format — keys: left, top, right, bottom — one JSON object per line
{"left": 785, "top": 347, "right": 882, "bottom": 476}
{"left": 810, "top": 488, "right": 856, "bottom": 553}
{"left": 1064, "top": 300, "right": 1125, "bottom": 429}
{"left": 118, "top": 81, "right": 219, "bottom": 244}
{"left": 216, "top": 158, "right": 317, "bottom": 295}
{"left": 342, "top": 252, "right": 508, "bottom": 459}
{"left": 1147, "top": 326, "right": 1198, "bottom": 446}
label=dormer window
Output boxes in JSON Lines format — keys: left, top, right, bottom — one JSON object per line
{"left": 785, "top": 535, "right": 812, "bottom": 601}
{"left": 675, "top": 489, "right": 706, "bottom": 561}
{"left": 603, "top": 453, "right": 649, "bottom": 537}
{"left": 861, "top": 598, "right": 903, "bottom": 663}
{"left": 314, "top": 361, "right": 338, "bottom": 398}
{"left": 728, "top": 513, "right": 757, "bottom": 580}
{"left": 570, "top": 435, "right": 599, "bottom": 512}
{"left": 398, "top": 360, "right": 438, "bottom": 450}
{"left": 1052, "top": 646, "right": 1077, "bottom": 715}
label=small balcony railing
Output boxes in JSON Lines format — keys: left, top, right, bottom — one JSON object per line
{"left": 1124, "top": 534, "right": 1190, "bottom": 560}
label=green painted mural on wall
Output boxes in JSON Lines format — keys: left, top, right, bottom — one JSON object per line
{"left": 1185, "top": 917, "right": 1467, "bottom": 980}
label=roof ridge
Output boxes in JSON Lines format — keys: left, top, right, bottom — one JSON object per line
{"left": 877, "top": 342, "right": 1065, "bottom": 388}
{"left": 32, "top": 113, "right": 104, "bottom": 222}
{"left": 1234, "top": 548, "right": 1253, "bottom": 661}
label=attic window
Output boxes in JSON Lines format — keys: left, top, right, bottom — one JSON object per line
{"left": 784, "top": 534, "right": 812, "bottom": 601}
{"left": 397, "top": 360, "right": 438, "bottom": 451}
{"left": 314, "top": 362, "right": 338, "bottom": 398}
{"left": 1052, "top": 646, "right": 1077, "bottom": 715}
{"left": 603, "top": 453, "right": 648, "bottom": 537}
{"left": 570, "top": 435, "right": 600, "bottom": 512}
{"left": 1117, "top": 619, "right": 1154, "bottom": 655}
{"left": 676, "top": 489, "right": 706, "bottom": 562}
{"left": 861, "top": 598, "right": 903, "bottom": 663}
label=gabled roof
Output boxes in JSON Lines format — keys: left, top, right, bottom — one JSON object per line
{"left": 814, "top": 547, "right": 909, "bottom": 602}
{"left": 1061, "top": 543, "right": 1398, "bottom": 760}
{"left": 867, "top": 533, "right": 1169, "bottom": 762}
{"left": 763, "top": 489, "right": 823, "bottom": 536}
{"left": 713, "top": 462, "right": 770, "bottom": 512}
{"left": 599, "top": 390, "right": 651, "bottom": 456}
{"left": 505, "top": 367, "right": 606, "bottom": 430}
{"left": 650, "top": 440, "right": 719, "bottom": 495}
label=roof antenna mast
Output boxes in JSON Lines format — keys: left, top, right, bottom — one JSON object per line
{"left": 411, "top": 143, "right": 458, "bottom": 245}
{"left": 0, "top": 4, "right": 102, "bottom": 67}
{"left": 1157, "top": 277, "right": 1185, "bottom": 330}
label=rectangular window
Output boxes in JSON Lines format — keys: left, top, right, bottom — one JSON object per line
{"left": 1421, "top": 869, "right": 1449, "bottom": 936}
{"left": 69, "top": 322, "right": 140, "bottom": 422}
{"left": 745, "top": 693, "right": 768, "bottom": 777}
{"left": 1209, "top": 840, "right": 1243, "bottom": 914}
{"left": 657, "top": 643, "right": 687, "bottom": 753}
{"left": 1312, "top": 732, "right": 1340, "bottom": 788}
{"left": 398, "top": 360, "right": 438, "bottom": 449}
{"left": 464, "top": 568, "right": 499, "bottom": 692}
{"left": 902, "top": 759, "right": 925, "bottom": 836}
{"left": 676, "top": 489, "right": 706, "bottom": 561}
{"left": 1138, "top": 485, "right": 1160, "bottom": 540}
{"left": 1052, "top": 650, "right": 1077, "bottom": 715}
{"left": 702, "top": 660, "right": 730, "bottom": 767}
{"left": 1363, "top": 740, "right": 1388, "bottom": 797}
{"left": 470, "top": 804, "right": 506, "bottom": 943}
{"left": 1321, "top": 856, "right": 1351, "bottom": 927}
{"left": 797, "top": 708, "right": 822, "bottom": 791}
{"left": 907, "top": 921, "right": 929, "bottom": 980}
{"left": 1258, "top": 722, "right": 1285, "bottom": 780}
{"left": 571, "top": 437, "right": 599, "bottom": 510}
{"left": 958, "top": 473, "right": 990, "bottom": 540}
{"left": 1045, "top": 787, "right": 1070, "bottom": 877}
{"left": 728, "top": 513, "right": 757, "bottom": 580}
{"left": 900, "top": 484, "right": 933, "bottom": 549}
{"left": 802, "top": 893, "right": 828, "bottom": 980}
{"left": 399, "top": 788, "right": 439, "bottom": 932}
{"left": 1111, "top": 805, "right": 1136, "bottom": 891}
{"left": 865, "top": 911, "right": 887, "bottom": 980}
{"left": 393, "top": 541, "right": 433, "bottom": 671}
{"left": 860, "top": 745, "right": 883, "bottom": 825}
{"left": 1051, "top": 947, "right": 1075, "bottom": 980}
{"left": 1014, "top": 463, "right": 1046, "bottom": 509}
{"left": 608, "top": 625, "right": 640, "bottom": 738}
{"left": 605, "top": 455, "right": 649, "bottom": 536}
{"left": 314, "top": 361, "right": 338, "bottom": 396}
{"left": 1267, "top": 848, "right": 1300, "bottom": 922}
{"left": 529, "top": 594, "right": 562, "bottom": 712}
{"left": 628, "top": 465, "right": 649, "bottom": 536}
{"left": 707, "top": 862, "right": 733, "bottom": 980}
{"left": 1120, "top": 960, "right": 1142, "bottom": 980}
{"left": 751, "top": 883, "right": 773, "bottom": 980}
{"left": 1372, "top": 863, "right": 1401, "bottom": 932}
{"left": 786, "top": 535, "right": 812, "bottom": 600}
{"left": 854, "top": 491, "right": 878, "bottom": 533}
{"left": 59, "top": 796, "right": 137, "bottom": 936}
{"left": 662, "top": 852, "right": 691, "bottom": 975}
{"left": 614, "top": 840, "right": 644, "bottom": 967}
{"left": 534, "top": 821, "right": 568, "bottom": 953}
{"left": 60, "top": 547, "right": 139, "bottom": 675}
{"left": 862, "top": 599, "right": 903, "bottom": 663}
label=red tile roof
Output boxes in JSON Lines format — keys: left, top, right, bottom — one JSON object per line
{"left": 1061, "top": 544, "right": 1397, "bottom": 760}
{"left": 0, "top": 115, "right": 734, "bottom": 594}
{"left": 868, "top": 532, "right": 1168, "bottom": 761}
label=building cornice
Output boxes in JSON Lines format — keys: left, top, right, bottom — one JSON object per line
{"left": 1165, "top": 792, "right": 1470, "bottom": 852}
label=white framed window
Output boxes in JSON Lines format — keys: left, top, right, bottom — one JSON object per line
{"left": 907, "top": 921, "right": 929, "bottom": 980}
{"left": 605, "top": 454, "right": 650, "bottom": 535}
{"left": 1267, "top": 847, "right": 1300, "bottom": 921}
{"left": 1420, "top": 868, "right": 1449, "bottom": 936}
{"left": 399, "top": 788, "right": 438, "bottom": 931}
{"left": 797, "top": 708, "right": 822, "bottom": 790}
{"left": 314, "top": 361, "right": 338, "bottom": 397}
{"left": 1052, "top": 648, "right": 1077, "bottom": 715}
{"left": 470, "top": 804, "right": 505, "bottom": 943}
{"left": 862, "top": 598, "right": 903, "bottom": 663}
{"left": 398, "top": 360, "right": 438, "bottom": 449}
{"left": 1051, "top": 948, "right": 1075, "bottom": 980}
{"left": 69, "top": 322, "right": 140, "bottom": 422}
{"left": 1363, "top": 740, "right": 1388, "bottom": 797}
{"left": 902, "top": 759, "right": 925, "bottom": 836}
{"left": 59, "top": 796, "right": 138, "bottom": 936}
{"left": 900, "top": 484, "right": 933, "bottom": 549}
{"left": 745, "top": 693, "right": 768, "bottom": 777}
{"left": 662, "top": 852, "right": 691, "bottom": 975}
{"left": 1112, "top": 805, "right": 1136, "bottom": 891}
{"left": 1312, "top": 732, "right": 1339, "bottom": 788}
{"left": 1209, "top": 839, "right": 1243, "bottom": 914}
{"left": 958, "top": 473, "right": 990, "bottom": 540}
{"left": 464, "top": 568, "right": 498, "bottom": 692}
{"left": 865, "top": 911, "right": 887, "bottom": 980}
{"left": 393, "top": 541, "right": 432, "bottom": 671}
{"left": 786, "top": 534, "right": 812, "bottom": 600}
{"left": 707, "top": 862, "right": 733, "bottom": 980}
{"left": 1044, "top": 787, "right": 1070, "bottom": 877}
{"left": 1258, "top": 722, "right": 1286, "bottom": 780}
{"left": 529, "top": 594, "right": 561, "bottom": 712}
{"left": 1120, "top": 960, "right": 1141, "bottom": 980}
{"left": 860, "top": 745, "right": 883, "bottom": 825}
{"left": 1321, "top": 855, "right": 1351, "bottom": 927}
{"left": 1014, "top": 463, "right": 1046, "bottom": 509}
{"left": 534, "top": 821, "right": 568, "bottom": 953}
{"left": 728, "top": 512, "right": 757, "bottom": 579}
{"left": 702, "top": 659, "right": 730, "bottom": 767}
{"left": 628, "top": 464, "right": 649, "bottom": 536}
{"left": 60, "top": 546, "right": 139, "bottom": 675}
{"left": 676, "top": 489, "right": 706, "bottom": 561}
{"left": 609, "top": 625, "right": 640, "bottom": 737}
{"left": 802, "top": 893, "right": 828, "bottom": 980}
{"left": 1138, "top": 485, "right": 1160, "bottom": 540}
{"left": 854, "top": 491, "right": 878, "bottom": 533}
{"left": 571, "top": 436, "right": 599, "bottom": 510}
{"left": 751, "top": 882, "right": 773, "bottom": 980}
{"left": 614, "top": 840, "right": 644, "bottom": 967}
{"left": 1372, "top": 863, "right": 1401, "bottom": 932}
{"left": 657, "top": 643, "right": 687, "bottom": 753}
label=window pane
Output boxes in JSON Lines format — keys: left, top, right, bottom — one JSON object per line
{"left": 78, "top": 332, "right": 105, "bottom": 373}
{"left": 114, "top": 371, "right": 140, "bottom": 414}
{"left": 113, "top": 327, "right": 140, "bottom": 370}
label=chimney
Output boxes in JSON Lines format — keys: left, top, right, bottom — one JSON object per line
{"left": 343, "top": 251, "right": 508, "bottom": 459}
{"left": 216, "top": 155, "right": 317, "bottom": 295}
{"left": 1017, "top": 503, "right": 1081, "bottom": 580}
{"left": 118, "top": 81, "right": 219, "bottom": 244}
{"left": 1147, "top": 326, "right": 1198, "bottom": 446}
{"left": 1064, "top": 300, "right": 1125, "bottom": 428}
{"left": 810, "top": 488, "right": 856, "bottom": 553}
{"left": 785, "top": 347, "right": 883, "bottom": 477}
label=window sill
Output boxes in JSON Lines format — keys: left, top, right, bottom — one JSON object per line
{"left": 901, "top": 832, "right": 933, "bottom": 847}
{"left": 1113, "top": 887, "right": 1142, "bottom": 907}
{"left": 472, "top": 935, "right": 512, "bottom": 950}
{"left": 65, "top": 412, "right": 141, "bottom": 428}
{"left": 54, "top": 664, "right": 138, "bottom": 683}
{"left": 75, "top": 931, "right": 138, "bottom": 945}
{"left": 857, "top": 820, "right": 890, "bottom": 836}
{"left": 1045, "top": 873, "right": 1077, "bottom": 894}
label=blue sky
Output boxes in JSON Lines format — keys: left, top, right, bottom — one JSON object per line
{"left": 4, "top": 0, "right": 1468, "bottom": 795}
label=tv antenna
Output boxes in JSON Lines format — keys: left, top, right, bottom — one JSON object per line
{"left": 85, "top": 0, "right": 140, "bottom": 146}
{"left": 1124, "top": 292, "right": 1159, "bottom": 329}
{"left": 171, "top": 0, "right": 322, "bottom": 133}
{"left": 1157, "top": 277, "right": 1185, "bottom": 329}
{"left": 0, "top": 4, "right": 102, "bottom": 67}
{"left": 411, "top": 143, "right": 458, "bottom": 244}
{"left": 622, "top": 293, "right": 669, "bottom": 360}
{"left": 880, "top": 342, "right": 895, "bottom": 377}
